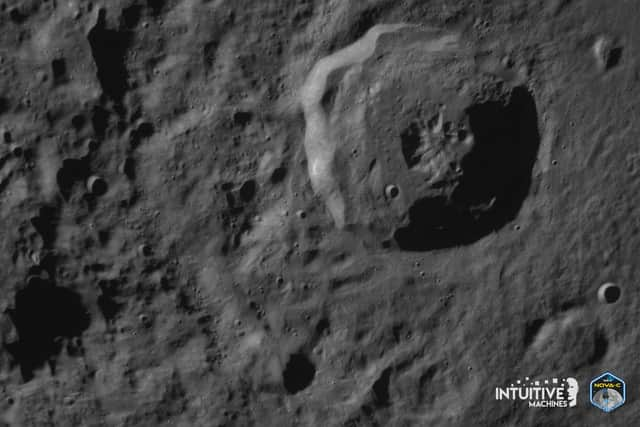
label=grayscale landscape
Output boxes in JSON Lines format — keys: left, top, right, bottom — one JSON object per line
{"left": 0, "top": 0, "right": 638, "bottom": 426}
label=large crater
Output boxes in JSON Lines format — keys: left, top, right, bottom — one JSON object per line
{"left": 305, "top": 26, "right": 540, "bottom": 250}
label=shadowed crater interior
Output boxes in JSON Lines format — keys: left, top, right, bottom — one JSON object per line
{"left": 394, "top": 86, "right": 540, "bottom": 250}
{"left": 5, "top": 278, "right": 90, "bottom": 381}
{"left": 282, "top": 352, "right": 316, "bottom": 394}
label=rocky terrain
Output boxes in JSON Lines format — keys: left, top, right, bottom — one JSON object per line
{"left": 0, "top": 0, "right": 639, "bottom": 426}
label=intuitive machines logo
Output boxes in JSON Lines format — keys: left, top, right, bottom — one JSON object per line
{"left": 590, "top": 372, "right": 625, "bottom": 412}
{"left": 495, "top": 376, "right": 579, "bottom": 408}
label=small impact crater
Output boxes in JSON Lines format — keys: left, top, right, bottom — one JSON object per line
{"left": 597, "top": 282, "right": 620, "bottom": 304}
{"left": 282, "top": 352, "right": 316, "bottom": 394}
{"left": 87, "top": 175, "right": 108, "bottom": 196}
{"left": 593, "top": 35, "right": 623, "bottom": 71}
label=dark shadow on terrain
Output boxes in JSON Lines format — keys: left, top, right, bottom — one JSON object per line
{"left": 51, "top": 58, "right": 67, "bottom": 85}
{"left": 400, "top": 121, "right": 423, "bottom": 169}
{"left": 97, "top": 279, "right": 123, "bottom": 324}
{"left": 588, "top": 329, "right": 608, "bottom": 365}
{"left": 91, "top": 104, "right": 110, "bottom": 137}
{"left": 57, "top": 158, "right": 91, "bottom": 200}
{"left": 6, "top": 278, "right": 90, "bottom": 381}
{"left": 0, "top": 96, "right": 8, "bottom": 115}
{"left": 270, "top": 166, "right": 287, "bottom": 184}
{"left": 9, "top": 7, "right": 27, "bottom": 24}
{"left": 372, "top": 367, "right": 392, "bottom": 407}
{"left": 147, "top": 0, "right": 167, "bottom": 16}
{"left": 394, "top": 87, "right": 540, "bottom": 251}
{"left": 605, "top": 46, "right": 623, "bottom": 70}
{"left": 283, "top": 352, "right": 316, "bottom": 394}
{"left": 129, "top": 121, "right": 155, "bottom": 147}
{"left": 87, "top": 9, "right": 131, "bottom": 106}
{"left": 523, "top": 318, "right": 544, "bottom": 347}
{"left": 121, "top": 4, "right": 142, "bottom": 28}
{"left": 30, "top": 205, "right": 60, "bottom": 248}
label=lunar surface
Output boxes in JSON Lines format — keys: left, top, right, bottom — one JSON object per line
{"left": 0, "top": 1, "right": 639, "bottom": 426}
